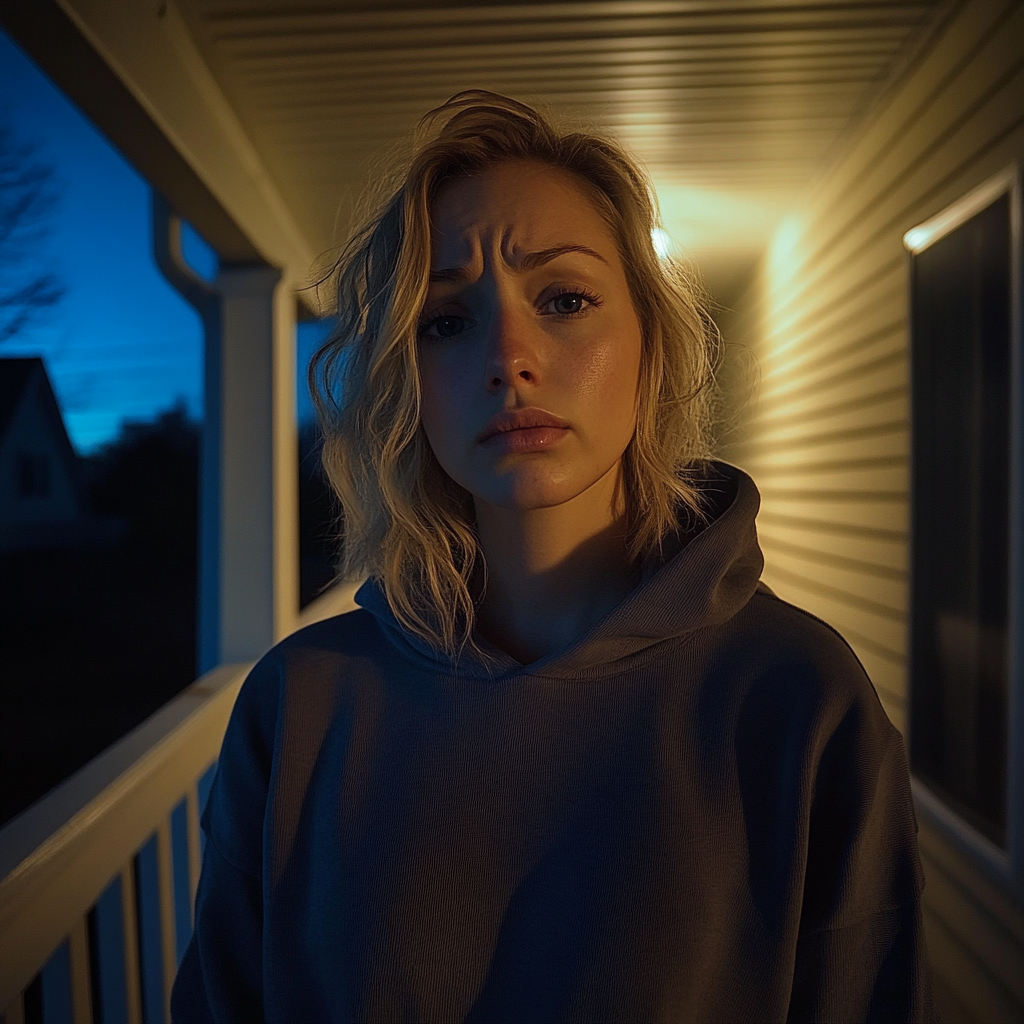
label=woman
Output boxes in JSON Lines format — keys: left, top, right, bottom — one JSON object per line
{"left": 172, "top": 92, "right": 936, "bottom": 1023}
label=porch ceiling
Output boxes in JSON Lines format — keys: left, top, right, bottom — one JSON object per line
{"left": 173, "top": 0, "right": 947, "bottom": 302}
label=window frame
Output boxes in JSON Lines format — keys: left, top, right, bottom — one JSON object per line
{"left": 904, "top": 163, "right": 1023, "bottom": 897}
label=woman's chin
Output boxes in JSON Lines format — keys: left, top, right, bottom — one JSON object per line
{"left": 473, "top": 466, "right": 608, "bottom": 514}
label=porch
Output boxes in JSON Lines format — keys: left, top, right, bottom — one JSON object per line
{"left": 0, "top": 0, "right": 1021, "bottom": 1021}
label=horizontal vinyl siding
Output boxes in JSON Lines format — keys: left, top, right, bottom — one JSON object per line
{"left": 918, "top": 816, "right": 1024, "bottom": 1023}
{"left": 722, "top": 1, "right": 1024, "bottom": 1020}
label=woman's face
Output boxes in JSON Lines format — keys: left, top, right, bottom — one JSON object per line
{"left": 417, "top": 159, "right": 643, "bottom": 513}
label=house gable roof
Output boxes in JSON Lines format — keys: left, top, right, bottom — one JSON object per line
{"left": 0, "top": 356, "right": 87, "bottom": 509}
{"left": 0, "top": 357, "right": 42, "bottom": 441}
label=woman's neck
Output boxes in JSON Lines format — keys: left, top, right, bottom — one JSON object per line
{"left": 473, "top": 464, "right": 640, "bottom": 664}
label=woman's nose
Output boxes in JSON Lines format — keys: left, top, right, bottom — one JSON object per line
{"left": 484, "top": 303, "right": 541, "bottom": 393}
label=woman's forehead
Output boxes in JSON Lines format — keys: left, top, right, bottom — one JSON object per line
{"left": 429, "top": 160, "right": 616, "bottom": 268}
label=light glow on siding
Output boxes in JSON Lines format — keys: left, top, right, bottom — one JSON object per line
{"left": 654, "top": 183, "right": 790, "bottom": 252}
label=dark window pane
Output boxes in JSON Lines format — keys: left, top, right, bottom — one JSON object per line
{"left": 16, "top": 452, "right": 49, "bottom": 497}
{"left": 909, "top": 192, "right": 1011, "bottom": 848}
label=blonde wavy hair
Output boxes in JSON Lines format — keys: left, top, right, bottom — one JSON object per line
{"left": 310, "top": 91, "right": 719, "bottom": 655}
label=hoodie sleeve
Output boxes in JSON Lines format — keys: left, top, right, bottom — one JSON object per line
{"left": 786, "top": 664, "right": 938, "bottom": 1024}
{"left": 171, "top": 655, "right": 281, "bottom": 1024}
{"left": 787, "top": 901, "right": 936, "bottom": 1023}
{"left": 171, "top": 838, "right": 264, "bottom": 1024}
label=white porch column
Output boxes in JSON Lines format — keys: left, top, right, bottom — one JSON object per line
{"left": 204, "top": 266, "right": 298, "bottom": 669}
{"left": 153, "top": 195, "right": 298, "bottom": 673}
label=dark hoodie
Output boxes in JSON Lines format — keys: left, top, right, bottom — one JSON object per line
{"left": 171, "top": 463, "right": 936, "bottom": 1023}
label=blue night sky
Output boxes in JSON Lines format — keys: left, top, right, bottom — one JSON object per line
{"left": 1, "top": 29, "right": 325, "bottom": 453}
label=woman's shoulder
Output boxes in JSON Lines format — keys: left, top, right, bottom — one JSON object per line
{"left": 221, "top": 608, "right": 388, "bottom": 761}
{"left": 278, "top": 605, "right": 387, "bottom": 658}
{"left": 206, "top": 608, "right": 391, "bottom": 868}
{"left": 241, "top": 602, "right": 389, "bottom": 692}
{"left": 725, "top": 582, "right": 897, "bottom": 739}
{"left": 742, "top": 583, "right": 866, "bottom": 667}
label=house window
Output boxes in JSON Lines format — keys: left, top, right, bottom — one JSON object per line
{"left": 905, "top": 167, "right": 1020, "bottom": 852}
{"left": 16, "top": 452, "right": 50, "bottom": 498}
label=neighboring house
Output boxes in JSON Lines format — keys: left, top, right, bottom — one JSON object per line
{"left": 0, "top": 356, "right": 91, "bottom": 552}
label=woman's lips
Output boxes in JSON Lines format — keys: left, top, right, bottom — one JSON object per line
{"left": 477, "top": 407, "right": 571, "bottom": 453}
{"left": 481, "top": 425, "right": 570, "bottom": 454}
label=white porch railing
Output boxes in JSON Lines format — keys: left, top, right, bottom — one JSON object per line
{"left": 0, "top": 582, "right": 359, "bottom": 1024}
{"left": 0, "top": 661, "right": 246, "bottom": 1024}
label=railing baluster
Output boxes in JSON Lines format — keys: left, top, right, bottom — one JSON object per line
{"left": 170, "top": 802, "right": 191, "bottom": 969}
{"left": 136, "top": 841, "right": 163, "bottom": 1024}
{"left": 156, "top": 821, "right": 176, "bottom": 1024}
{"left": 68, "top": 917, "right": 92, "bottom": 1024}
{"left": 120, "top": 865, "right": 142, "bottom": 1024}
{"left": 41, "top": 939, "right": 72, "bottom": 1024}
{"left": 94, "top": 875, "right": 127, "bottom": 1024}
{"left": 0, "top": 992, "right": 25, "bottom": 1024}
{"left": 186, "top": 785, "right": 201, "bottom": 916}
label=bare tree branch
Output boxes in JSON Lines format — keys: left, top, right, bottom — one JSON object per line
{"left": 0, "top": 117, "right": 65, "bottom": 343}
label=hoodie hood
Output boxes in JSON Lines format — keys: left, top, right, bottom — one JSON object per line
{"left": 355, "top": 461, "right": 764, "bottom": 681}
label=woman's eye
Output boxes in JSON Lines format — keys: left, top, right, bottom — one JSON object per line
{"left": 542, "top": 291, "right": 597, "bottom": 317}
{"left": 421, "top": 314, "right": 470, "bottom": 338}
{"left": 553, "top": 294, "right": 585, "bottom": 315}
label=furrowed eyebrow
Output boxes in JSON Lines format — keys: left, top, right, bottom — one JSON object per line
{"left": 518, "top": 244, "right": 609, "bottom": 270}
{"left": 428, "top": 243, "right": 608, "bottom": 283}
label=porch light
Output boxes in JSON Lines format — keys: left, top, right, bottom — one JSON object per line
{"left": 651, "top": 228, "right": 671, "bottom": 260}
